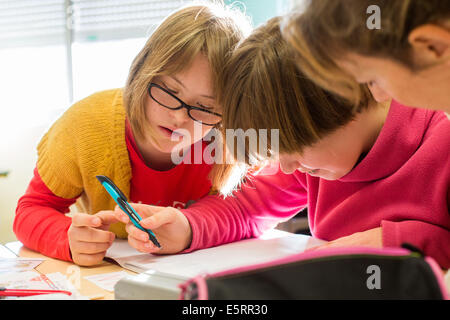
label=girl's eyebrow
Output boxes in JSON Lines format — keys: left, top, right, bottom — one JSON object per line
{"left": 168, "top": 75, "right": 185, "bottom": 88}
{"left": 169, "top": 75, "right": 216, "bottom": 100}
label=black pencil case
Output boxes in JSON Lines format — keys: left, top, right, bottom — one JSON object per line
{"left": 179, "top": 245, "right": 449, "bottom": 300}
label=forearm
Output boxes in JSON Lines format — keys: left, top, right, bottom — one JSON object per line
{"left": 182, "top": 168, "right": 308, "bottom": 252}
{"left": 14, "top": 168, "right": 76, "bottom": 261}
{"left": 14, "top": 203, "right": 73, "bottom": 261}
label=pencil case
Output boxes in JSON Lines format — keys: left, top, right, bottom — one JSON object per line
{"left": 179, "top": 244, "right": 449, "bottom": 300}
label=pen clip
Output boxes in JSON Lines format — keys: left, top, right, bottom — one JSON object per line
{"left": 116, "top": 197, "right": 141, "bottom": 223}
{"left": 96, "top": 175, "right": 128, "bottom": 202}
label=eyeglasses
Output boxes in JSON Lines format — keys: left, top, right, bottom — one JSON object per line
{"left": 148, "top": 83, "right": 222, "bottom": 126}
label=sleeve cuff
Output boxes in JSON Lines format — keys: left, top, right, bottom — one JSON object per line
{"left": 58, "top": 218, "right": 74, "bottom": 262}
{"left": 179, "top": 208, "right": 201, "bottom": 253}
{"left": 381, "top": 220, "right": 399, "bottom": 248}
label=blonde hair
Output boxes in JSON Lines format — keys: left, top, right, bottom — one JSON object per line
{"left": 282, "top": 0, "right": 450, "bottom": 106}
{"left": 218, "top": 17, "right": 372, "bottom": 165}
{"left": 123, "top": 2, "right": 251, "bottom": 194}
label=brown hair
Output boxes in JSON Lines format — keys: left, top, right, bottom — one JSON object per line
{"left": 123, "top": 2, "right": 251, "bottom": 194}
{"left": 218, "top": 17, "right": 373, "bottom": 166}
{"left": 282, "top": 0, "right": 450, "bottom": 105}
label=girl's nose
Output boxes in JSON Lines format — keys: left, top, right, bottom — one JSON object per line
{"left": 169, "top": 106, "right": 190, "bottom": 126}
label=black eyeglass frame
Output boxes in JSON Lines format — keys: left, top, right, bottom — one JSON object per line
{"left": 148, "top": 82, "right": 222, "bottom": 126}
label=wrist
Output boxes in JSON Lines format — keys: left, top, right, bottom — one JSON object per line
{"left": 181, "top": 211, "right": 193, "bottom": 251}
{"left": 179, "top": 208, "right": 197, "bottom": 253}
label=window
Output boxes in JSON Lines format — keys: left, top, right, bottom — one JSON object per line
{"left": 0, "top": 0, "right": 186, "bottom": 132}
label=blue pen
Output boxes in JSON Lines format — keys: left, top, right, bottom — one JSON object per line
{"left": 96, "top": 175, "right": 161, "bottom": 248}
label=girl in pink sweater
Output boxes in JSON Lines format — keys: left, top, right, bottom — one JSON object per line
{"left": 115, "top": 18, "right": 450, "bottom": 268}
{"left": 282, "top": 0, "right": 450, "bottom": 117}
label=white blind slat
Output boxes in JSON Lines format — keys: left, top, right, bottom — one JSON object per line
{"left": 0, "top": 0, "right": 186, "bottom": 48}
{"left": 71, "top": 0, "right": 184, "bottom": 41}
{"left": 0, "top": 0, "right": 65, "bottom": 48}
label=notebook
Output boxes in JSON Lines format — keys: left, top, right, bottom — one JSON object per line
{"left": 0, "top": 244, "right": 17, "bottom": 259}
{"left": 105, "top": 229, "right": 325, "bottom": 278}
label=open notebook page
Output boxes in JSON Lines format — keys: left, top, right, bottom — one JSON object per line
{"left": 105, "top": 229, "right": 325, "bottom": 277}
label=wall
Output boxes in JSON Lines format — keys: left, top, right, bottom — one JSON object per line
{"left": 0, "top": 125, "right": 47, "bottom": 243}
{"left": 226, "top": 0, "right": 291, "bottom": 26}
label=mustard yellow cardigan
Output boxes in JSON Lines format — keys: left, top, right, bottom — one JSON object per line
{"left": 37, "top": 89, "right": 129, "bottom": 238}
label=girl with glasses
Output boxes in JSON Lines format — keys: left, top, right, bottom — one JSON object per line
{"left": 14, "top": 3, "right": 251, "bottom": 266}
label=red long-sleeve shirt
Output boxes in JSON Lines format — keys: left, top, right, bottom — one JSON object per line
{"left": 14, "top": 121, "right": 213, "bottom": 261}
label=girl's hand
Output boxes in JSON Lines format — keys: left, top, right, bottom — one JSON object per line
{"left": 308, "top": 227, "right": 383, "bottom": 251}
{"left": 68, "top": 211, "right": 119, "bottom": 266}
{"left": 113, "top": 203, "right": 192, "bottom": 255}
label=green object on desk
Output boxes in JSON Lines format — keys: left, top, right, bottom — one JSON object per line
{"left": 0, "top": 170, "right": 10, "bottom": 177}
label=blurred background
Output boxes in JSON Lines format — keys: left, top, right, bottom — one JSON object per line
{"left": 0, "top": 0, "right": 305, "bottom": 244}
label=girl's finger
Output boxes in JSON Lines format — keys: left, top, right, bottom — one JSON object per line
{"left": 113, "top": 206, "right": 130, "bottom": 223}
{"left": 72, "top": 240, "right": 113, "bottom": 254}
{"left": 75, "top": 227, "right": 115, "bottom": 243}
{"left": 127, "top": 234, "right": 158, "bottom": 253}
{"left": 129, "top": 203, "right": 165, "bottom": 218}
{"left": 125, "top": 222, "right": 149, "bottom": 242}
{"left": 72, "top": 252, "right": 107, "bottom": 267}
{"left": 140, "top": 208, "right": 177, "bottom": 229}
{"left": 95, "top": 211, "right": 121, "bottom": 225}
{"left": 72, "top": 213, "right": 101, "bottom": 228}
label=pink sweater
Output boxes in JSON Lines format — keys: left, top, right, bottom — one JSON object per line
{"left": 182, "top": 101, "right": 450, "bottom": 268}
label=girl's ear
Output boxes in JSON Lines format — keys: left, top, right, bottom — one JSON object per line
{"left": 408, "top": 24, "right": 450, "bottom": 65}
{"left": 367, "top": 82, "right": 391, "bottom": 103}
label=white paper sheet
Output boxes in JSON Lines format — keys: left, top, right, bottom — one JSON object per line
{"left": 0, "top": 244, "right": 17, "bottom": 259}
{"left": 0, "top": 258, "right": 45, "bottom": 275}
{"left": 106, "top": 229, "right": 325, "bottom": 277}
{"left": 0, "top": 271, "right": 88, "bottom": 300}
{"left": 84, "top": 271, "right": 129, "bottom": 292}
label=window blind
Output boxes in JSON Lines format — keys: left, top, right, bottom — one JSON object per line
{"left": 71, "top": 0, "right": 184, "bottom": 42}
{"left": 0, "top": 0, "right": 66, "bottom": 48}
{"left": 0, "top": 0, "right": 185, "bottom": 48}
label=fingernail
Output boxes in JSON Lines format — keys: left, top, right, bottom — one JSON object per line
{"left": 92, "top": 217, "right": 101, "bottom": 225}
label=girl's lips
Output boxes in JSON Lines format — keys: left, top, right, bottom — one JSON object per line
{"left": 158, "top": 126, "right": 184, "bottom": 138}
